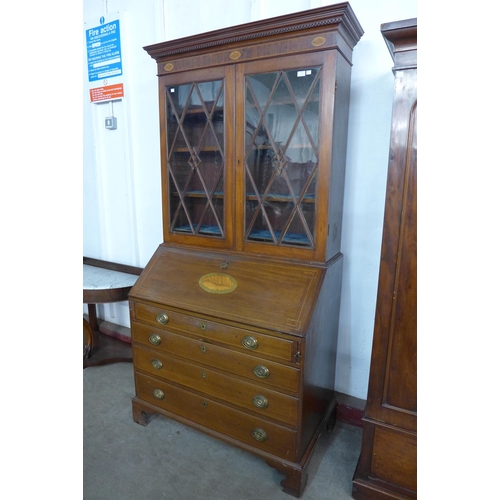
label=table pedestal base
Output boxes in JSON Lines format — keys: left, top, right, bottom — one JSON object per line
{"left": 83, "top": 328, "right": 132, "bottom": 368}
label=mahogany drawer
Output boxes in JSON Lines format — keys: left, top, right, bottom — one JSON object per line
{"left": 132, "top": 301, "right": 297, "bottom": 362}
{"left": 135, "top": 371, "right": 298, "bottom": 461}
{"left": 132, "top": 321, "right": 300, "bottom": 393}
{"left": 134, "top": 344, "right": 299, "bottom": 426}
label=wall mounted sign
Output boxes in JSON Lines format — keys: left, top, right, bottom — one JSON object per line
{"left": 85, "top": 12, "right": 124, "bottom": 103}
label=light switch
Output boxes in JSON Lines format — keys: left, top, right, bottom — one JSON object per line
{"left": 105, "top": 117, "right": 117, "bottom": 130}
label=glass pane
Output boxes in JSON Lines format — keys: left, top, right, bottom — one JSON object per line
{"left": 166, "top": 80, "right": 225, "bottom": 237}
{"left": 244, "top": 67, "right": 321, "bottom": 247}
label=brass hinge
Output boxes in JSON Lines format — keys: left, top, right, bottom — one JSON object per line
{"left": 294, "top": 351, "right": 302, "bottom": 363}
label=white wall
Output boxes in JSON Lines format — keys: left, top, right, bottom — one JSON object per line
{"left": 83, "top": 0, "right": 417, "bottom": 400}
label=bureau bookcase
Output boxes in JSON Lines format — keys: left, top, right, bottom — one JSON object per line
{"left": 129, "top": 4, "right": 363, "bottom": 497}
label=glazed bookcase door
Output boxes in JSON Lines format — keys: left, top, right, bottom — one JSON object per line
{"left": 236, "top": 53, "right": 333, "bottom": 260}
{"left": 159, "top": 67, "right": 235, "bottom": 249}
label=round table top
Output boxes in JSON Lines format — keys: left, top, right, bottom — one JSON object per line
{"left": 83, "top": 264, "right": 139, "bottom": 291}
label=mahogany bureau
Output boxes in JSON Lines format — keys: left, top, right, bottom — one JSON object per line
{"left": 129, "top": 4, "right": 363, "bottom": 497}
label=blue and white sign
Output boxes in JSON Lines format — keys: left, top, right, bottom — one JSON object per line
{"left": 86, "top": 15, "right": 122, "bottom": 82}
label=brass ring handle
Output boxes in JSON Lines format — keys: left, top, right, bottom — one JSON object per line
{"left": 252, "top": 395, "right": 269, "bottom": 409}
{"left": 251, "top": 428, "right": 268, "bottom": 442}
{"left": 151, "top": 359, "right": 163, "bottom": 370}
{"left": 156, "top": 312, "right": 169, "bottom": 325}
{"left": 148, "top": 334, "right": 161, "bottom": 346}
{"left": 253, "top": 365, "right": 270, "bottom": 379}
{"left": 242, "top": 335, "right": 258, "bottom": 350}
{"left": 200, "top": 323, "right": 207, "bottom": 331}
{"left": 200, "top": 345, "right": 207, "bottom": 353}
{"left": 153, "top": 389, "right": 165, "bottom": 400}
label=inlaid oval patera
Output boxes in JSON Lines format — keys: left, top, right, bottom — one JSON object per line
{"left": 229, "top": 50, "right": 241, "bottom": 60}
{"left": 199, "top": 273, "right": 237, "bottom": 294}
{"left": 164, "top": 62, "right": 174, "bottom": 71}
{"left": 311, "top": 36, "right": 326, "bottom": 47}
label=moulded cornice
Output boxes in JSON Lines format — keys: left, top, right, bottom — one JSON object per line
{"left": 144, "top": 2, "right": 364, "bottom": 61}
{"left": 381, "top": 18, "right": 417, "bottom": 71}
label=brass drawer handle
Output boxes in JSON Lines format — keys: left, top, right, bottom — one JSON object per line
{"left": 200, "top": 345, "right": 207, "bottom": 353}
{"left": 148, "top": 334, "right": 161, "bottom": 346}
{"left": 252, "top": 395, "right": 268, "bottom": 409}
{"left": 251, "top": 428, "right": 268, "bottom": 442}
{"left": 151, "top": 359, "right": 163, "bottom": 370}
{"left": 202, "top": 400, "right": 208, "bottom": 408}
{"left": 253, "top": 365, "right": 270, "bottom": 379}
{"left": 242, "top": 335, "right": 258, "bottom": 350}
{"left": 156, "top": 312, "right": 169, "bottom": 325}
{"left": 153, "top": 389, "right": 164, "bottom": 400}
{"left": 200, "top": 322, "right": 207, "bottom": 331}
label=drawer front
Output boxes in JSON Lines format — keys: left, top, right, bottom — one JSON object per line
{"left": 133, "top": 302, "right": 296, "bottom": 362}
{"left": 134, "top": 345, "right": 299, "bottom": 426}
{"left": 135, "top": 371, "right": 297, "bottom": 461}
{"left": 132, "top": 321, "right": 300, "bottom": 393}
